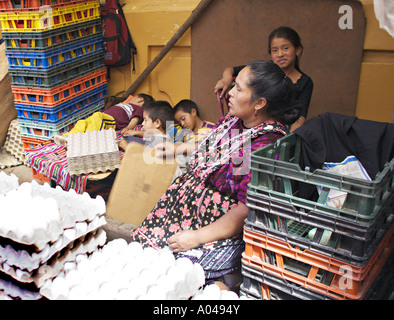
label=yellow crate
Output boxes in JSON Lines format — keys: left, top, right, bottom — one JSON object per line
{"left": 0, "top": 1, "right": 99, "bottom": 32}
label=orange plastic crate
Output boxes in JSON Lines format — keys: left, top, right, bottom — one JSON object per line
{"left": 20, "top": 135, "right": 46, "bottom": 151}
{"left": 242, "top": 223, "right": 394, "bottom": 300}
{"left": 31, "top": 166, "right": 50, "bottom": 183}
{"left": 12, "top": 67, "right": 107, "bottom": 107}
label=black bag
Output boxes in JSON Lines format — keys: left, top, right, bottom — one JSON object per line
{"left": 101, "top": 0, "right": 137, "bottom": 70}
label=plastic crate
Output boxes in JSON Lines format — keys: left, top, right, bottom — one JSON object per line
{"left": 241, "top": 223, "right": 394, "bottom": 300}
{"left": 20, "top": 135, "right": 46, "bottom": 150}
{"left": 2, "top": 19, "right": 100, "bottom": 51}
{"left": 246, "top": 187, "right": 393, "bottom": 266}
{"left": 18, "top": 100, "right": 104, "bottom": 139}
{"left": 6, "top": 34, "right": 103, "bottom": 71}
{"left": 250, "top": 133, "right": 394, "bottom": 222}
{"left": 240, "top": 263, "right": 332, "bottom": 300}
{"left": 0, "top": 1, "right": 100, "bottom": 32}
{"left": 12, "top": 67, "right": 107, "bottom": 107}
{"left": 0, "top": 0, "right": 97, "bottom": 12}
{"left": 15, "top": 84, "right": 107, "bottom": 124}
{"left": 9, "top": 52, "right": 104, "bottom": 88}
{"left": 31, "top": 166, "right": 50, "bottom": 183}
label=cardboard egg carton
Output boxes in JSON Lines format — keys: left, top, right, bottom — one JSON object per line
{"left": 3, "top": 119, "right": 25, "bottom": 164}
{"left": 0, "top": 180, "right": 106, "bottom": 251}
{"left": 0, "top": 216, "right": 106, "bottom": 272}
{"left": 0, "top": 229, "right": 106, "bottom": 289}
{"left": 0, "top": 271, "right": 42, "bottom": 300}
{"left": 40, "top": 240, "right": 206, "bottom": 300}
{"left": 67, "top": 129, "right": 121, "bottom": 176}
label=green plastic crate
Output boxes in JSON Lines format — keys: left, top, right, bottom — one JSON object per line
{"left": 250, "top": 133, "right": 394, "bottom": 221}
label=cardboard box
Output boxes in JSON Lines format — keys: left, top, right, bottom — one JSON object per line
{"left": 105, "top": 142, "right": 178, "bottom": 227}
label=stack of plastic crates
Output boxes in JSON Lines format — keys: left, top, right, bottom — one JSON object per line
{"left": 240, "top": 133, "right": 394, "bottom": 300}
{"left": 0, "top": 0, "right": 107, "bottom": 179}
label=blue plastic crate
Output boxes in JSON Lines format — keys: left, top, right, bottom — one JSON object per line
{"left": 2, "top": 19, "right": 101, "bottom": 51}
{"left": 18, "top": 100, "right": 105, "bottom": 139}
{"left": 6, "top": 34, "right": 103, "bottom": 71}
{"left": 15, "top": 84, "right": 107, "bottom": 124}
{"left": 9, "top": 52, "right": 104, "bottom": 88}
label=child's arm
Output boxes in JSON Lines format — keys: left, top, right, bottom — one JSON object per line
{"left": 121, "top": 117, "right": 140, "bottom": 135}
{"left": 118, "top": 138, "right": 128, "bottom": 151}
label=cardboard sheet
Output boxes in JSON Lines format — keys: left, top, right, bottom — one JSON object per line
{"left": 105, "top": 142, "right": 178, "bottom": 227}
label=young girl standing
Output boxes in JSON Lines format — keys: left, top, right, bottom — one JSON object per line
{"left": 214, "top": 26, "right": 313, "bottom": 131}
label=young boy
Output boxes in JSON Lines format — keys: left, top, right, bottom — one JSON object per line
{"left": 174, "top": 99, "right": 215, "bottom": 144}
{"left": 154, "top": 100, "right": 215, "bottom": 174}
{"left": 119, "top": 100, "right": 175, "bottom": 150}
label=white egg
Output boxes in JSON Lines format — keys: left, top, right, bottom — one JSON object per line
{"left": 219, "top": 290, "right": 239, "bottom": 300}
{"left": 65, "top": 269, "right": 83, "bottom": 289}
{"left": 50, "top": 276, "right": 69, "bottom": 300}
{"left": 201, "top": 284, "right": 221, "bottom": 300}
{"left": 98, "top": 282, "right": 118, "bottom": 300}
{"left": 146, "top": 285, "right": 167, "bottom": 300}
{"left": 68, "top": 284, "right": 90, "bottom": 300}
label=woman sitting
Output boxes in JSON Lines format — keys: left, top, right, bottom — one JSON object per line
{"left": 131, "top": 60, "right": 299, "bottom": 285}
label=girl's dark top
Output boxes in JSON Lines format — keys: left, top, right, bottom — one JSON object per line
{"left": 233, "top": 65, "right": 313, "bottom": 118}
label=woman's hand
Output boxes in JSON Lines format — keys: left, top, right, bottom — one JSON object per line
{"left": 167, "top": 230, "right": 201, "bottom": 253}
{"left": 214, "top": 67, "right": 235, "bottom": 98}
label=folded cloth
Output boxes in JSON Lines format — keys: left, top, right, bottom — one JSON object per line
{"left": 293, "top": 112, "right": 394, "bottom": 200}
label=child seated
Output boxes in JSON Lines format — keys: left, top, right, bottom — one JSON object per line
{"left": 174, "top": 99, "right": 215, "bottom": 145}
{"left": 154, "top": 99, "right": 215, "bottom": 173}
{"left": 54, "top": 93, "right": 154, "bottom": 146}
{"left": 119, "top": 100, "right": 175, "bottom": 151}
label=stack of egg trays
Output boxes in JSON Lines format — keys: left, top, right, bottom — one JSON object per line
{"left": 0, "top": 177, "right": 107, "bottom": 300}
{"left": 0, "top": 0, "right": 106, "bottom": 152}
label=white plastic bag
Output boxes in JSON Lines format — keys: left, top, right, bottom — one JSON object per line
{"left": 374, "top": 0, "right": 394, "bottom": 38}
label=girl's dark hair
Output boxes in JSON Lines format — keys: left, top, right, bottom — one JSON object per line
{"left": 137, "top": 93, "right": 154, "bottom": 106}
{"left": 268, "top": 26, "right": 303, "bottom": 70}
{"left": 246, "top": 60, "right": 299, "bottom": 125}
{"left": 143, "top": 100, "right": 174, "bottom": 130}
{"left": 174, "top": 99, "right": 200, "bottom": 117}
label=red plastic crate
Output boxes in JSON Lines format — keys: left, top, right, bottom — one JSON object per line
{"left": 0, "top": 0, "right": 97, "bottom": 12}
{"left": 12, "top": 67, "right": 107, "bottom": 107}
{"left": 242, "top": 222, "right": 394, "bottom": 300}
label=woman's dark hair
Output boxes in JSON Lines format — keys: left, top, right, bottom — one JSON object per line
{"left": 268, "top": 26, "right": 303, "bottom": 70}
{"left": 174, "top": 99, "right": 200, "bottom": 117}
{"left": 246, "top": 60, "right": 299, "bottom": 125}
{"left": 137, "top": 93, "right": 155, "bottom": 106}
{"left": 143, "top": 100, "right": 174, "bottom": 130}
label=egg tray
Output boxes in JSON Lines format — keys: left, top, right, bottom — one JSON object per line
{"left": 0, "top": 148, "right": 22, "bottom": 169}
{"left": 3, "top": 119, "right": 26, "bottom": 163}
{"left": 67, "top": 128, "right": 121, "bottom": 176}
{"left": 0, "top": 214, "right": 106, "bottom": 272}
{"left": 0, "top": 179, "right": 106, "bottom": 251}
{"left": 0, "top": 228, "right": 106, "bottom": 289}
{"left": 0, "top": 270, "right": 42, "bottom": 300}
{"left": 40, "top": 239, "right": 206, "bottom": 300}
